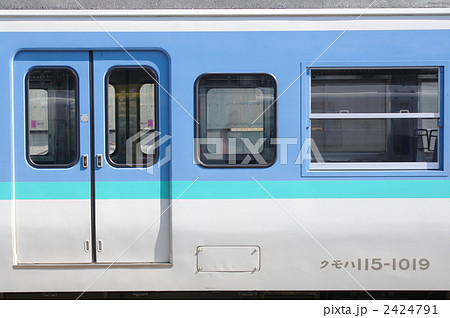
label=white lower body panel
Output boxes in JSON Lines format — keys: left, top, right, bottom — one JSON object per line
{"left": 15, "top": 200, "right": 91, "bottom": 264}
{"left": 95, "top": 199, "right": 170, "bottom": 263}
{"left": 0, "top": 198, "right": 449, "bottom": 292}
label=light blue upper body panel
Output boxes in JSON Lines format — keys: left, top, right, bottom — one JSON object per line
{"left": 1, "top": 29, "right": 450, "bottom": 195}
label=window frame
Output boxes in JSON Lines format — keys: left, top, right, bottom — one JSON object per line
{"left": 104, "top": 66, "right": 159, "bottom": 168}
{"left": 301, "top": 64, "right": 447, "bottom": 178}
{"left": 194, "top": 73, "right": 278, "bottom": 168}
{"left": 25, "top": 66, "right": 80, "bottom": 169}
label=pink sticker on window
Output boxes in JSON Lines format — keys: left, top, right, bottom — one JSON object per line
{"left": 31, "top": 120, "right": 37, "bottom": 128}
{"left": 147, "top": 119, "right": 153, "bottom": 127}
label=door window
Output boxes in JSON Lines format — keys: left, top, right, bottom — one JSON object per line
{"left": 106, "top": 67, "right": 158, "bottom": 167}
{"left": 27, "top": 68, "right": 78, "bottom": 167}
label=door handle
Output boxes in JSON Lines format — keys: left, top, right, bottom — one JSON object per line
{"left": 97, "top": 240, "right": 103, "bottom": 252}
{"left": 82, "top": 154, "right": 88, "bottom": 169}
{"left": 96, "top": 154, "right": 103, "bottom": 168}
{"left": 84, "top": 240, "right": 90, "bottom": 252}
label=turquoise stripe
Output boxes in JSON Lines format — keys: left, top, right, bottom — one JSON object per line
{"left": 173, "top": 180, "right": 450, "bottom": 199}
{"left": 96, "top": 181, "right": 169, "bottom": 199}
{"left": 4, "top": 180, "right": 450, "bottom": 200}
{"left": 15, "top": 182, "right": 90, "bottom": 200}
{"left": 0, "top": 182, "right": 12, "bottom": 200}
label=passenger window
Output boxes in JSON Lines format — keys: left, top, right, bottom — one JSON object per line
{"left": 106, "top": 67, "right": 158, "bottom": 167}
{"left": 27, "top": 68, "right": 78, "bottom": 167}
{"left": 196, "top": 74, "right": 276, "bottom": 167}
{"left": 310, "top": 68, "right": 440, "bottom": 170}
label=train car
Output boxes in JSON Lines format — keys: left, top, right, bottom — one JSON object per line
{"left": 0, "top": 8, "right": 450, "bottom": 296}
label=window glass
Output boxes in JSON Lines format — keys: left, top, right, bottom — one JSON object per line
{"left": 28, "top": 89, "right": 49, "bottom": 156}
{"left": 106, "top": 67, "right": 158, "bottom": 167}
{"left": 196, "top": 74, "right": 276, "bottom": 167}
{"left": 311, "top": 69, "right": 439, "bottom": 113}
{"left": 139, "top": 83, "right": 155, "bottom": 130}
{"left": 107, "top": 84, "right": 116, "bottom": 154}
{"left": 27, "top": 69, "right": 78, "bottom": 166}
{"left": 311, "top": 119, "right": 439, "bottom": 163}
{"left": 310, "top": 68, "right": 440, "bottom": 170}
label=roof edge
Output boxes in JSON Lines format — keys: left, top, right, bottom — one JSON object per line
{"left": 1, "top": 8, "right": 450, "bottom": 18}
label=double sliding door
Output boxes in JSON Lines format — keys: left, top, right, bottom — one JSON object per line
{"left": 14, "top": 51, "right": 170, "bottom": 265}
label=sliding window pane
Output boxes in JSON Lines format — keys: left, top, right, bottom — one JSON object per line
{"left": 311, "top": 69, "right": 439, "bottom": 114}
{"left": 311, "top": 119, "right": 439, "bottom": 163}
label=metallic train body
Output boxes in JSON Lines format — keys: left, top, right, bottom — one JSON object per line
{"left": 0, "top": 9, "right": 450, "bottom": 293}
